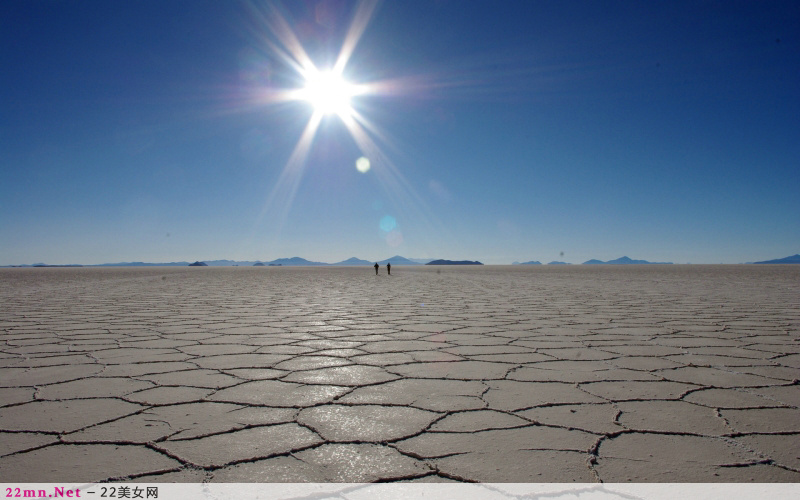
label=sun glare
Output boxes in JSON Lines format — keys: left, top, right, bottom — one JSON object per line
{"left": 297, "top": 70, "right": 357, "bottom": 117}
{"left": 253, "top": 1, "right": 442, "bottom": 245}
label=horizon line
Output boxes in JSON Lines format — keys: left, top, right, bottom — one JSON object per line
{"left": 3, "top": 253, "right": 798, "bottom": 268}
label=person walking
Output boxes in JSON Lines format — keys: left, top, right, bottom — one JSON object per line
{"left": 387, "top": 262, "right": 391, "bottom": 275}
{"left": 374, "top": 262, "right": 379, "bottom": 275}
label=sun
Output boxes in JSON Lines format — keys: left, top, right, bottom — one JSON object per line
{"left": 296, "top": 70, "right": 358, "bottom": 117}
{"left": 250, "top": 0, "right": 436, "bottom": 238}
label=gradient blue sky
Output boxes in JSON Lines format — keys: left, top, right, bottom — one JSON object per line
{"left": 2, "top": 0, "right": 798, "bottom": 265}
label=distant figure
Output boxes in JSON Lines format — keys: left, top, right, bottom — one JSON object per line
{"left": 387, "top": 262, "right": 391, "bottom": 275}
{"left": 374, "top": 262, "right": 379, "bottom": 275}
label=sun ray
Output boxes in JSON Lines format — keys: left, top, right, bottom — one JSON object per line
{"left": 333, "top": 0, "right": 380, "bottom": 75}
{"left": 245, "top": 0, "right": 454, "bottom": 252}
{"left": 340, "top": 110, "right": 450, "bottom": 246}
{"left": 341, "top": 106, "right": 401, "bottom": 157}
{"left": 250, "top": 1, "right": 318, "bottom": 77}
{"left": 256, "top": 110, "right": 323, "bottom": 234}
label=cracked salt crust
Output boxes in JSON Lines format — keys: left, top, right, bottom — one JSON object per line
{"left": 0, "top": 265, "right": 798, "bottom": 482}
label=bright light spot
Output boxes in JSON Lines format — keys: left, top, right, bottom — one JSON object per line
{"left": 356, "top": 156, "right": 371, "bottom": 173}
{"left": 379, "top": 215, "right": 396, "bottom": 232}
{"left": 297, "top": 70, "right": 357, "bottom": 116}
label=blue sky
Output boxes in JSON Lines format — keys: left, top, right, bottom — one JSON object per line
{"left": 2, "top": 0, "right": 798, "bottom": 265}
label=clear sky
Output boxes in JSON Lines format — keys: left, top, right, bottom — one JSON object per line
{"left": 2, "top": 0, "right": 798, "bottom": 265}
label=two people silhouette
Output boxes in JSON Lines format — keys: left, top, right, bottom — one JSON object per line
{"left": 374, "top": 262, "right": 391, "bottom": 275}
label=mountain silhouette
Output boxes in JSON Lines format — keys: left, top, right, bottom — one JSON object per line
{"left": 332, "top": 257, "right": 373, "bottom": 266}
{"left": 377, "top": 256, "right": 420, "bottom": 265}
{"left": 753, "top": 254, "right": 800, "bottom": 264}
{"left": 266, "top": 257, "right": 328, "bottom": 266}
{"left": 426, "top": 259, "right": 483, "bottom": 265}
{"left": 582, "top": 256, "right": 672, "bottom": 265}
{"left": 407, "top": 257, "right": 438, "bottom": 264}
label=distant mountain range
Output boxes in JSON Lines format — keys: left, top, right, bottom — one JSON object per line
{"left": 28, "top": 264, "right": 84, "bottom": 268}
{"left": 333, "top": 257, "right": 373, "bottom": 266}
{"left": 426, "top": 259, "right": 483, "bottom": 265}
{"left": 512, "top": 261, "right": 542, "bottom": 265}
{"left": 753, "top": 254, "right": 800, "bottom": 264}
{"left": 96, "top": 261, "right": 192, "bottom": 267}
{"left": 7, "top": 253, "right": 797, "bottom": 267}
{"left": 376, "top": 255, "right": 420, "bottom": 266}
{"left": 266, "top": 257, "right": 329, "bottom": 266}
{"left": 15, "top": 255, "right": 444, "bottom": 267}
{"left": 583, "top": 256, "right": 673, "bottom": 265}
{"left": 547, "top": 261, "right": 571, "bottom": 265}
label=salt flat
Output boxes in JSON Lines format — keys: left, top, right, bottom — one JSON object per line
{"left": 0, "top": 265, "right": 798, "bottom": 482}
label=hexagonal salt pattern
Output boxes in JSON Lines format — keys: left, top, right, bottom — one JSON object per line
{"left": 1, "top": 265, "right": 797, "bottom": 482}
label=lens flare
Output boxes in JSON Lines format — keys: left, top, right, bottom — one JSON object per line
{"left": 245, "top": 0, "right": 450, "bottom": 248}
{"left": 356, "top": 156, "right": 371, "bottom": 173}
{"left": 379, "top": 215, "right": 397, "bottom": 232}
